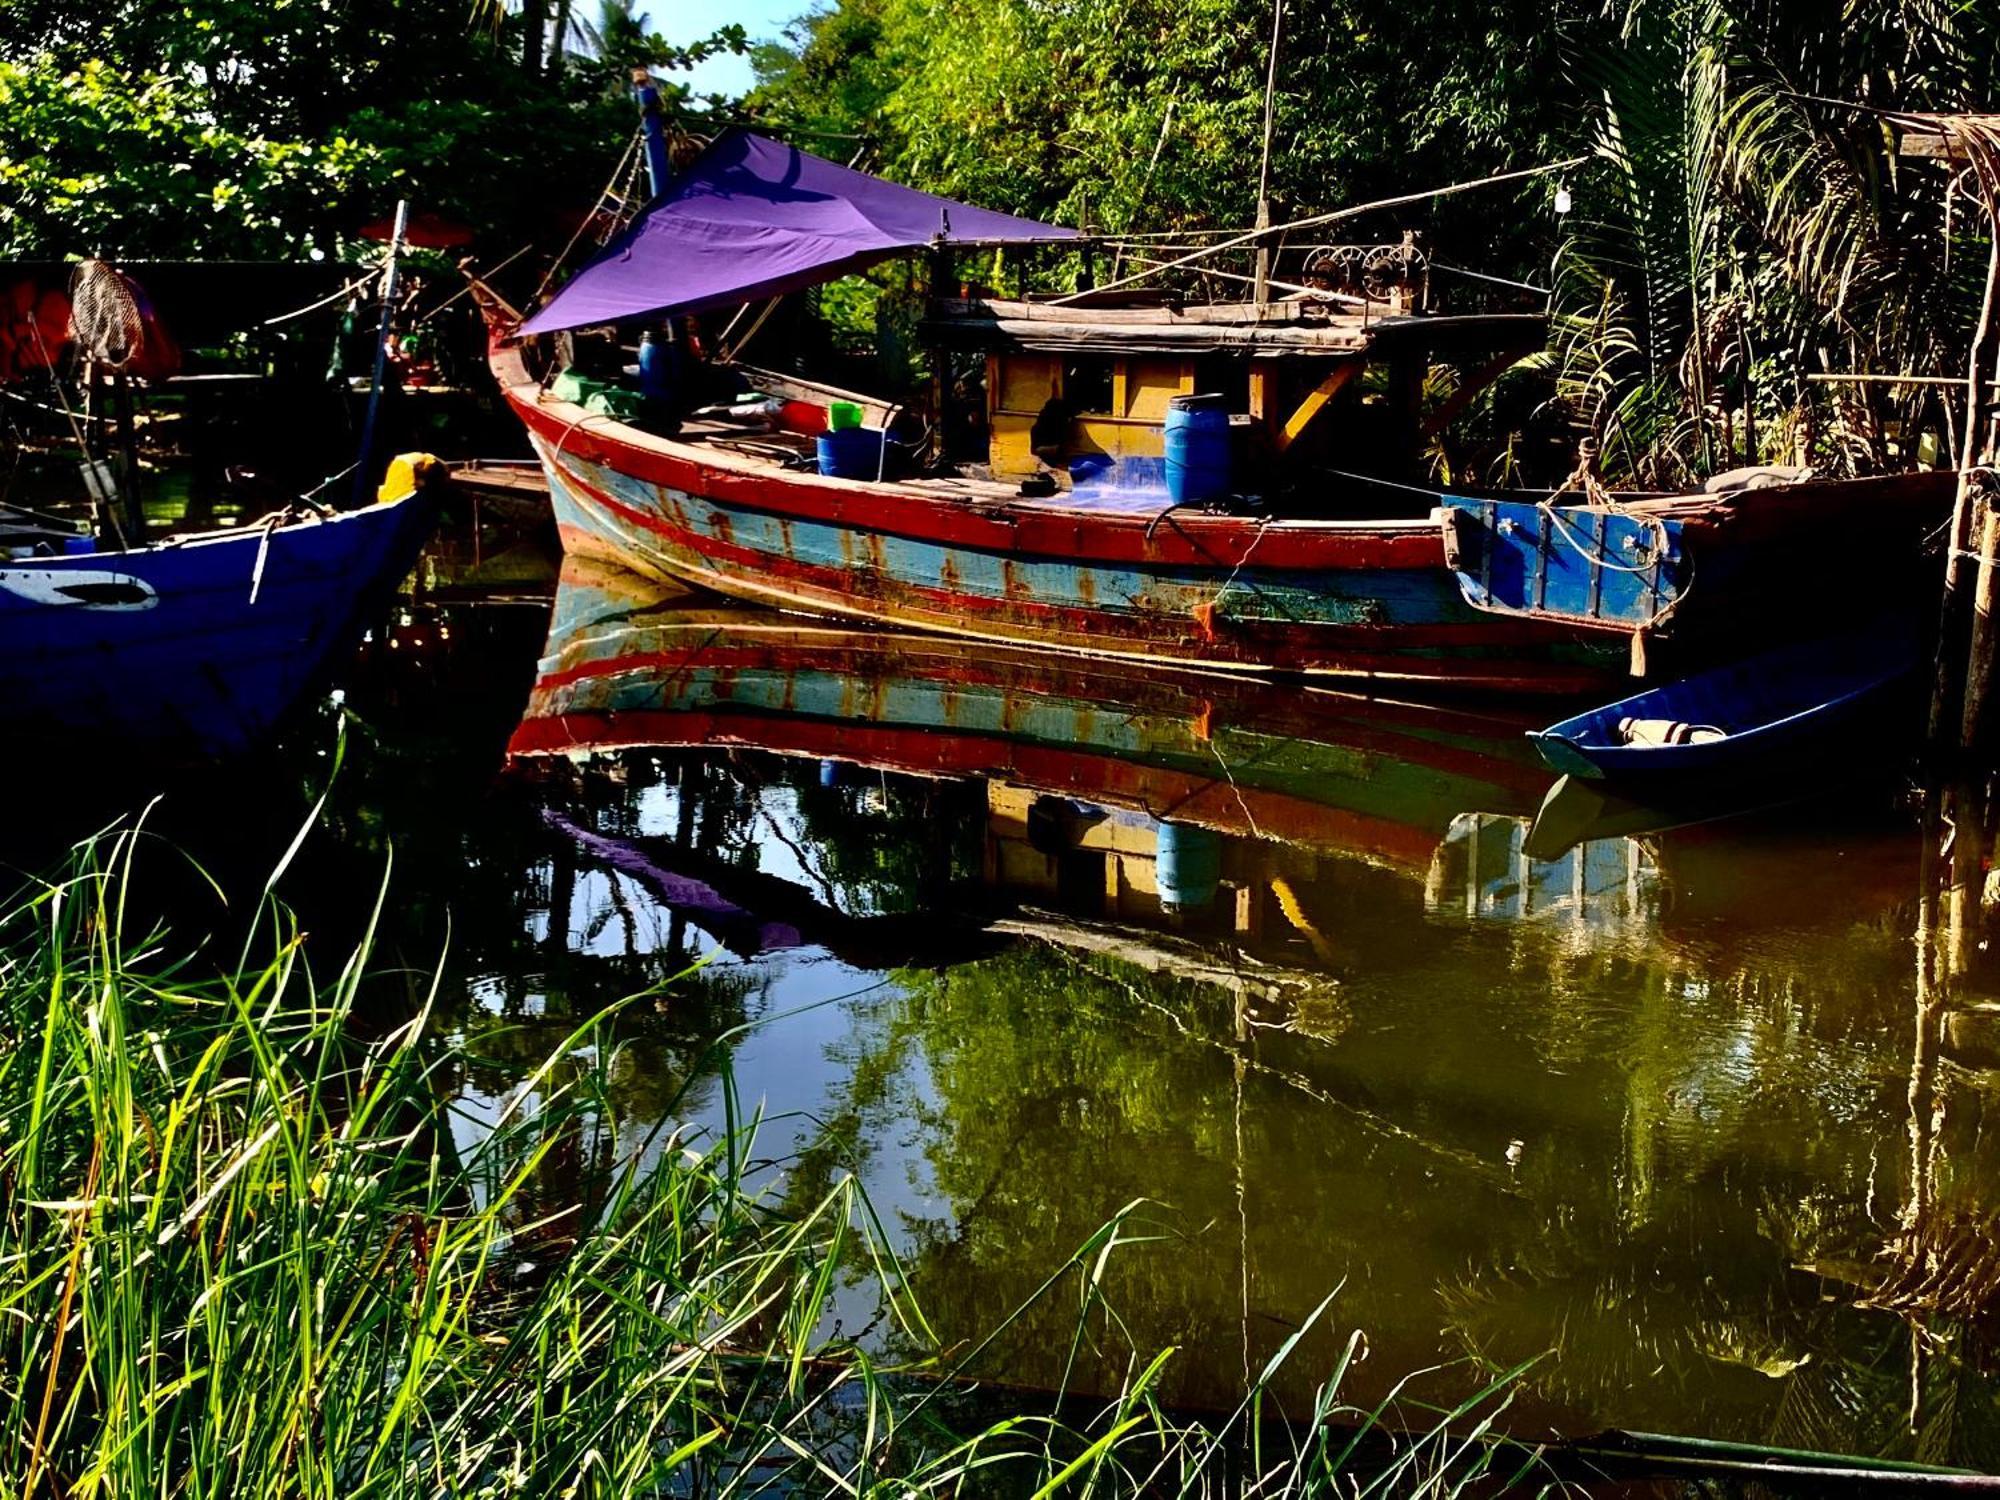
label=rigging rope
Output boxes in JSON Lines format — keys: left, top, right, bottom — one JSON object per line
{"left": 1049, "top": 154, "right": 1588, "bottom": 306}
{"left": 531, "top": 129, "right": 645, "bottom": 309}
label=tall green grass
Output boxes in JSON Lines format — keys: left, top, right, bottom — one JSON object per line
{"left": 0, "top": 820, "right": 1551, "bottom": 1497}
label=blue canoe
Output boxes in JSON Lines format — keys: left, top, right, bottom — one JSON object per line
{"left": 1529, "top": 627, "right": 1920, "bottom": 788}
{"left": 0, "top": 487, "right": 436, "bottom": 762}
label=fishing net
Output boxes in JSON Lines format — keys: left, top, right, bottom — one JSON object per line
{"left": 67, "top": 259, "right": 147, "bottom": 369}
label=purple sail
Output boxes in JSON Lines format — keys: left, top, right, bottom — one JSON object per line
{"left": 520, "top": 130, "right": 1076, "bottom": 335}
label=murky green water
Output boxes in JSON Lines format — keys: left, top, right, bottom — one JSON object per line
{"left": 34, "top": 547, "right": 2000, "bottom": 1469}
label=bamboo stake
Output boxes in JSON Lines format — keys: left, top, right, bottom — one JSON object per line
{"left": 1252, "top": 0, "right": 1283, "bottom": 307}
{"left": 1956, "top": 248, "right": 2000, "bottom": 755}
{"left": 1962, "top": 497, "right": 2000, "bottom": 756}
{"left": 1928, "top": 231, "right": 2000, "bottom": 745}
{"left": 351, "top": 199, "right": 409, "bottom": 510}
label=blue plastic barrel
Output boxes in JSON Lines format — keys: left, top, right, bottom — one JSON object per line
{"left": 816, "top": 426, "right": 888, "bottom": 479}
{"left": 1163, "top": 393, "right": 1231, "bottom": 504}
{"left": 1155, "top": 821, "right": 1222, "bottom": 912}
{"left": 637, "top": 330, "right": 676, "bottom": 404}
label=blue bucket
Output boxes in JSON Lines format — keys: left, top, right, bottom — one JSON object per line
{"left": 817, "top": 426, "right": 888, "bottom": 479}
{"left": 1155, "top": 821, "right": 1222, "bottom": 912}
{"left": 1163, "top": 394, "right": 1231, "bottom": 504}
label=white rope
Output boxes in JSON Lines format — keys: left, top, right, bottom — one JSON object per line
{"left": 417, "top": 243, "right": 533, "bottom": 324}
{"left": 1536, "top": 499, "right": 1670, "bottom": 575}
{"left": 719, "top": 296, "right": 783, "bottom": 364}
{"left": 1120, "top": 254, "right": 1364, "bottom": 305}
{"left": 260, "top": 271, "right": 376, "bottom": 327}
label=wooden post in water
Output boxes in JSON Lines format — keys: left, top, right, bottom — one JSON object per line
{"left": 1955, "top": 317, "right": 2000, "bottom": 757}
{"left": 1929, "top": 236, "right": 1999, "bottom": 747}
{"left": 1962, "top": 487, "right": 2000, "bottom": 757}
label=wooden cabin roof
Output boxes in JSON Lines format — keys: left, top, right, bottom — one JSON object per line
{"left": 923, "top": 296, "right": 1546, "bottom": 357}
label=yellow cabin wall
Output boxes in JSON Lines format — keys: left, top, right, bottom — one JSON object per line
{"left": 986, "top": 353, "right": 1197, "bottom": 478}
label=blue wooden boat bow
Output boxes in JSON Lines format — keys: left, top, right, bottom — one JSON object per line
{"left": 0, "top": 462, "right": 439, "bottom": 763}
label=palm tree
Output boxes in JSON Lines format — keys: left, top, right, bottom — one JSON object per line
{"left": 1555, "top": 0, "right": 1999, "bottom": 484}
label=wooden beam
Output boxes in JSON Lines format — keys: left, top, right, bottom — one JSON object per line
{"left": 1274, "top": 360, "right": 1361, "bottom": 453}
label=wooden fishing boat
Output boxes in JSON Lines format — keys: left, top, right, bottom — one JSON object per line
{"left": 486, "top": 129, "right": 1954, "bottom": 694}
{"left": 1527, "top": 626, "right": 1919, "bottom": 791}
{"left": 0, "top": 465, "right": 438, "bottom": 761}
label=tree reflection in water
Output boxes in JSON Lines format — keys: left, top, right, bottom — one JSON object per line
{"left": 127, "top": 575, "right": 2000, "bottom": 1471}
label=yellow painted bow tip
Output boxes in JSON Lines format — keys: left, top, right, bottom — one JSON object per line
{"left": 377, "top": 452, "right": 444, "bottom": 504}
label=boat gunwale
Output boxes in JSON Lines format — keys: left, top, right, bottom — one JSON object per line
{"left": 493, "top": 339, "right": 1947, "bottom": 562}
{"left": 0, "top": 493, "right": 425, "bottom": 571}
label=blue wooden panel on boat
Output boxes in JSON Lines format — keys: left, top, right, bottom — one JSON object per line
{"left": 1438, "top": 498, "right": 1689, "bottom": 630}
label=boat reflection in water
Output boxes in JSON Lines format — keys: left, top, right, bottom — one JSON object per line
{"left": 496, "top": 560, "right": 2000, "bottom": 1464}
{"left": 1428, "top": 811, "right": 1658, "bottom": 934}
{"left": 508, "top": 559, "right": 1593, "bottom": 966}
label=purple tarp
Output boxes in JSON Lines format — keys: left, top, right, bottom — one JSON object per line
{"left": 520, "top": 130, "right": 1076, "bottom": 335}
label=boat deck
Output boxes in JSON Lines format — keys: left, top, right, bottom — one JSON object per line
{"left": 662, "top": 409, "right": 1200, "bottom": 518}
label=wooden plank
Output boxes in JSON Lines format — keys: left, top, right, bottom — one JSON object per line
{"left": 1247, "top": 361, "right": 1278, "bottom": 432}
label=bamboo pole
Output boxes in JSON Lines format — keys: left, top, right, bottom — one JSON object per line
{"left": 112, "top": 371, "right": 144, "bottom": 543}
{"left": 1962, "top": 491, "right": 2000, "bottom": 755}
{"left": 1252, "top": 0, "right": 1283, "bottom": 308}
{"left": 1955, "top": 274, "right": 2000, "bottom": 755}
{"left": 351, "top": 199, "right": 408, "bottom": 510}
{"left": 1928, "top": 231, "right": 2000, "bottom": 745}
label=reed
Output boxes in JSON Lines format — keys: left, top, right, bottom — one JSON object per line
{"left": 0, "top": 819, "right": 1549, "bottom": 1497}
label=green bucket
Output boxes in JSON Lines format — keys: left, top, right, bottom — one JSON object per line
{"left": 827, "top": 400, "right": 864, "bottom": 432}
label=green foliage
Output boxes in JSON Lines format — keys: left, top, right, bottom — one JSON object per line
{"left": 751, "top": 0, "right": 2000, "bottom": 483}
{"left": 0, "top": 0, "right": 734, "bottom": 259}
{"left": 753, "top": 0, "right": 1604, "bottom": 260}
{"left": 0, "top": 819, "right": 1549, "bottom": 1496}
{"left": 0, "top": 59, "right": 338, "bottom": 258}
{"left": 1552, "top": 0, "right": 2000, "bottom": 482}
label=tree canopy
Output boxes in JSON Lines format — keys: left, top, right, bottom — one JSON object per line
{"left": 11, "top": 0, "right": 2000, "bottom": 480}
{"left": 0, "top": 0, "right": 745, "bottom": 259}
{"left": 748, "top": 0, "right": 2000, "bottom": 482}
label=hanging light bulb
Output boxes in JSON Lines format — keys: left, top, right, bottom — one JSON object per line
{"left": 1554, "top": 184, "right": 1573, "bottom": 216}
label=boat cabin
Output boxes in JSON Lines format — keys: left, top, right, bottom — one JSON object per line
{"left": 923, "top": 292, "right": 1546, "bottom": 500}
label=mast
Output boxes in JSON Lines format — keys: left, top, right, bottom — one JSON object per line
{"left": 1253, "top": 0, "right": 1284, "bottom": 307}
{"left": 634, "top": 69, "right": 673, "bottom": 201}
{"left": 351, "top": 199, "right": 407, "bottom": 509}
